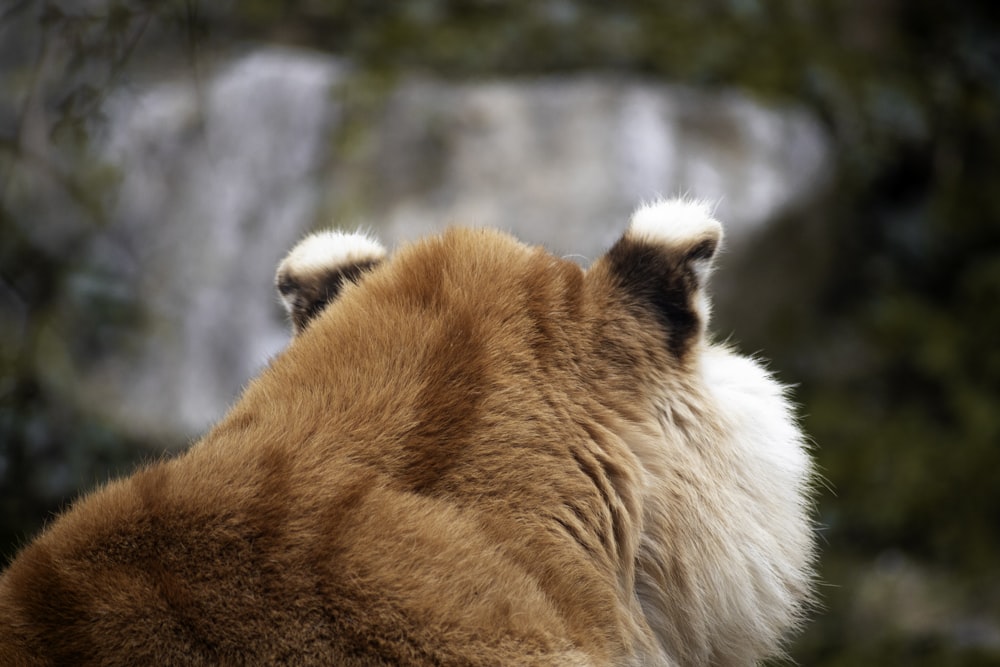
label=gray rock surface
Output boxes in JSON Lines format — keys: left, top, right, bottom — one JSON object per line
{"left": 85, "top": 47, "right": 830, "bottom": 440}
{"left": 356, "top": 77, "right": 829, "bottom": 257}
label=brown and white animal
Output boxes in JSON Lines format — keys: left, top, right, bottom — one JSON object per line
{"left": 0, "top": 199, "right": 815, "bottom": 665}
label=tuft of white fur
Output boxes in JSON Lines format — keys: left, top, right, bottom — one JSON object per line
{"left": 631, "top": 343, "right": 815, "bottom": 665}
{"left": 696, "top": 346, "right": 815, "bottom": 654}
{"left": 700, "top": 348, "right": 811, "bottom": 482}
{"left": 627, "top": 198, "right": 723, "bottom": 252}
{"left": 278, "top": 230, "right": 386, "bottom": 277}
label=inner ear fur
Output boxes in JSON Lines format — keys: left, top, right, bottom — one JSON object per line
{"left": 600, "top": 199, "right": 723, "bottom": 357}
{"left": 275, "top": 230, "right": 387, "bottom": 335}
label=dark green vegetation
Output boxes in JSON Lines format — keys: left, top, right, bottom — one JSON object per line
{"left": 2, "top": 2, "right": 999, "bottom": 664}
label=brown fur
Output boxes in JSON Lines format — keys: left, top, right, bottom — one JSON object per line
{"left": 0, "top": 206, "right": 815, "bottom": 666}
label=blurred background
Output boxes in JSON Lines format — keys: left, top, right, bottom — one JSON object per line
{"left": 1, "top": 1, "right": 998, "bottom": 664}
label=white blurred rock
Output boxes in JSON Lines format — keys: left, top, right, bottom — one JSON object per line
{"left": 360, "top": 78, "right": 829, "bottom": 258}
{"left": 85, "top": 48, "right": 829, "bottom": 440}
{"left": 87, "top": 48, "right": 345, "bottom": 438}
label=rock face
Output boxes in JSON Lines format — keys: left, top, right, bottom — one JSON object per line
{"left": 87, "top": 49, "right": 344, "bottom": 438}
{"left": 87, "top": 47, "right": 829, "bottom": 440}
{"left": 356, "top": 78, "right": 829, "bottom": 257}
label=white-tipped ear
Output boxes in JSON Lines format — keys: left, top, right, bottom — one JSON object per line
{"left": 601, "top": 198, "right": 724, "bottom": 356}
{"left": 276, "top": 230, "right": 386, "bottom": 335}
{"left": 278, "top": 231, "right": 386, "bottom": 279}
{"left": 626, "top": 198, "right": 723, "bottom": 286}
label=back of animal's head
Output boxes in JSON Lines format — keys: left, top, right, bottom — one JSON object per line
{"left": 273, "top": 200, "right": 813, "bottom": 664}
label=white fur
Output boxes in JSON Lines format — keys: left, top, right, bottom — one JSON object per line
{"left": 631, "top": 343, "right": 814, "bottom": 665}
{"left": 627, "top": 198, "right": 723, "bottom": 259}
{"left": 695, "top": 345, "right": 814, "bottom": 655}
{"left": 700, "top": 347, "right": 811, "bottom": 481}
{"left": 279, "top": 230, "right": 386, "bottom": 276}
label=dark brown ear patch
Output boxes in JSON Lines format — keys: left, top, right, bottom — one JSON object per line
{"left": 604, "top": 200, "right": 723, "bottom": 357}
{"left": 275, "top": 231, "right": 387, "bottom": 335}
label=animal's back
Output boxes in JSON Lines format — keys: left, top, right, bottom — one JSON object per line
{"left": 0, "top": 201, "right": 815, "bottom": 666}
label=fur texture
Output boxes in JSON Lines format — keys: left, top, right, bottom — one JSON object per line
{"left": 275, "top": 230, "right": 386, "bottom": 334}
{"left": 0, "top": 199, "right": 815, "bottom": 666}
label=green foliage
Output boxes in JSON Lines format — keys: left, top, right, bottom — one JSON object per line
{"left": 0, "top": 0, "right": 200, "bottom": 565}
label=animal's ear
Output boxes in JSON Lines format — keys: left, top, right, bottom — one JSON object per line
{"left": 275, "top": 230, "right": 386, "bottom": 335}
{"left": 599, "top": 199, "right": 723, "bottom": 357}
